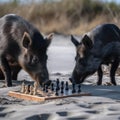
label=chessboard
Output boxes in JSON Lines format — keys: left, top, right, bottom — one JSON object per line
{"left": 8, "top": 79, "right": 91, "bottom": 102}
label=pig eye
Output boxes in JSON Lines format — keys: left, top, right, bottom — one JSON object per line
{"left": 32, "top": 56, "right": 39, "bottom": 64}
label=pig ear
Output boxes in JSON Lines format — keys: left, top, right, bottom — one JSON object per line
{"left": 22, "top": 32, "right": 32, "bottom": 49}
{"left": 82, "top": 34, "right": 93, "bottom": 49}
{"left": 45, "top": 33, "right": 54, "bottom": 47}
{"left": 71, "top": 35, "right": 79, "bottom": 47}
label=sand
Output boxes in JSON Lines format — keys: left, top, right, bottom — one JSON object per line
{"left": 0, "top": 34, "right": 120, "bottom": 120}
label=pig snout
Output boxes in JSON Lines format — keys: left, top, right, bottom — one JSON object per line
{"left": 69, "top": 69, "right": 87, "bottom": 84}
{"left": 35, "top": 70, "right": 51, "bottom": 86}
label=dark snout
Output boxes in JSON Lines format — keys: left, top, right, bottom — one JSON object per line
{"left": 37, "top": 74, "right": 51, "bottom": 86}
{"left": 35, "top": 66, "right": 51, "bottom": 86}
{"left": 69, "top": 70, "right": 84, "bottom": 84}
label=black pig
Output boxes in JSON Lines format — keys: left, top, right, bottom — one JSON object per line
{"left": 70, "top": 24, "right": 120, "bottom": 85}
{"left": 0, "top": 14, "right": 53, "bottom": 87}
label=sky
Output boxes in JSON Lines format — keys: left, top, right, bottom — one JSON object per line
{"left": 103, "top": 0, "right": 120, "bottom": 4}
{"left": 0, "top": 0, "right": 120, "bottom": 4}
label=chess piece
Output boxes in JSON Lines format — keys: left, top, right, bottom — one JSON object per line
{"left": 55, "top": 87, "right": 59, "bottom": 96}
{"left": 72, "top": 83, "right": 76, "bottom": 93}
{"left": 43, "top": 84, "right": 46, "bottom": 91}
{"left": 61, "top": 81, "right": 64, "bottom": 94}
{"left": 56, "top": 78, "right": 60, "bottom": 90}
{"left": 57, "top": 79, "right": 60, "bottom": 90}
{"left": 25, "top": 85, "right": 29, "bottom": 94}
{"left": 65, "top": 81, "right": 69, "bottom": 91}
{"left": 78, "top": 84, "right": 81, "bottom": 93}
{"left": 21, "top": 82, "right": 25, "bottom": 93}
{"left": 45, "top": 85, "right": 48, "bottom": 92}
{"left": 33, "top": 82, "right": 37, "bottom": 95}
{"left": 51, "top": 83, "right": 54, "bottom": 91}
{"left": 29, "top": 85, "right": 33, "bottom": 95}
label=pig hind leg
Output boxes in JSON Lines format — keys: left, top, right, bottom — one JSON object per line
{"left": 110, "top": 57, "right": 119, "bottom": 85}
{"left": 0, "top": 69, "right": 5, "bottom": 79}
{"left": 97, "top": 66, "right": 103, "bottom": 85}
{"left": 0, "top": 56, "right": 12, "bottom": 87}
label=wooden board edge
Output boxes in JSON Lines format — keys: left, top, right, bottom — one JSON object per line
{"left": 45, "top": 92, "right": 91, "bottom": 100}
{"left": 8, "top": 91, "right": 45, "bottom": 102}
{"left": 8, "top": 91, "right": 91, "bottom": 102}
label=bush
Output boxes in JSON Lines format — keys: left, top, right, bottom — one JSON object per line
{"left": 0, "top": 0, "right": 120, "bottom": 35}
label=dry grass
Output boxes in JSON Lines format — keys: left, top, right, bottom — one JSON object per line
{"left": 0, "top": 0, "right": 120, "bottom": 35}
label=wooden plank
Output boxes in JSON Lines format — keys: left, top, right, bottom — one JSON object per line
{"left": 45, "top": 92, "right": 91, "bottom": 100}
{"left": 8, "top": 91, "right": 45, "bottom": 102}
{"left": 8, "top": 91, "right": 91, "bottom": 102}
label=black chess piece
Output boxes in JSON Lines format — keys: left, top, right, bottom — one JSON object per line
{"left": 72, "top": 83, "right": 76, "bottom": 93}
{"left": 56, "top": 78, "right": 60, "bottom": 90}
{"left": 78, "top": 84, "right": 81, "bottom": 93}
{"left": 61, "top": 81, "right": 64, "bottom": 94}
{"left": 28, "top": 84, "right": 31, "bottom": 92}
{"left": 43, "top": 84, "right": 45, "bottom": 91}
{"left": 55, "top": 87, "right": 59, "bottom": 96}
{"left": 65, "top": 81, "right": 69, "bottom": 91}
{"left": 45, "top": 85, "right": 48, "bottom": 92}
{"left": 51, "top": 83, "right": 54, "bottom": 91}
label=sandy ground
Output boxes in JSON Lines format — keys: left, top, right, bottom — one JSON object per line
{"left": 0, "top": 34, "right": 120, "bottom": 120}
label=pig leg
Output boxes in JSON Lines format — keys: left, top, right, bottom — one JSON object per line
{"left": 110, "top": 58, "right": 119, "bottom": 85}
{"left": 0, "top": 56, "right": 12, "bottom": 87}
{"left": 12, "top": 66, "right": 21, "bottom": 80}
{"left": 0, "top": 69, "right": 4, "bottom": 79}
{"left": 97, "top": 66, "right": 103, "bottom": 85}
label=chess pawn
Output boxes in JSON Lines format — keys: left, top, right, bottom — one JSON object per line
{"left": 78, "top": 84, "right": 81, "bottom": 93}
{"left": 33, "top": 82, "right": 37, "bottom": 95}
{"left": 56, "top": 79, "right": 60, "bottom": 90}
{"left": 55, "top": 87, "right": 59, "bottom": 96}
{"left": 45, "top": 85, "right": 48, "bottom": 92}
{"left": 65, "top": 81, "right": 69, "bottom": 91}
{"left": 21, "top": 82, "right": 25, "bottom": 93}
{"left": 43, "top": 84, "right": 46, "bottom": 91}
{"left": 29, "top": 85, "right": 33, "bottom": 95}
{"left": 61, "top": 81, "right": 64, "bottom": 94}
{"left": 25, "top": 85, "right": 29, "bottom": 94}
{"left": 72, "top": 83, "right": 76, "bottom": 93}
{"left": 51, "top": 83, "right": 54, "bottom": 91}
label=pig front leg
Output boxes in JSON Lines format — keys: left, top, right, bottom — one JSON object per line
{"left": 97, "top": 66, "right": 103, "bottom": 85}
{"left": 12, "top": 66, "right": 21, "bottom": 80}
{"left": 110, "top": 58, "right": 119, "bottom": 85}
{"left": 0, "top": 56, "right": 12, "bottom": 87}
